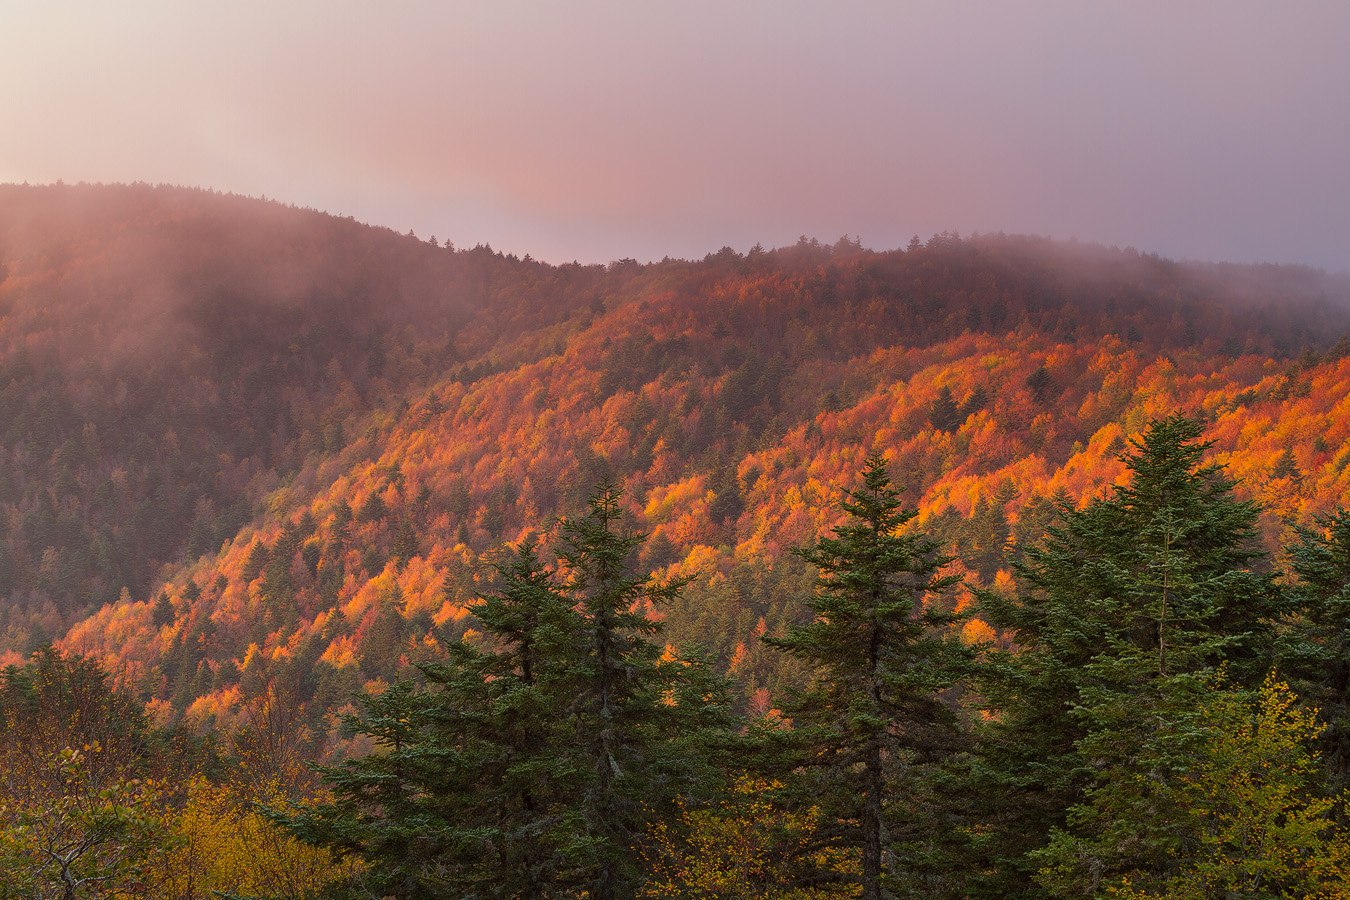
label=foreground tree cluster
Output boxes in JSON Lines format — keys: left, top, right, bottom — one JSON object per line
{"left": 10, "top": 415, "right": 1350, "bottom": 898}
{"left": 279, "top": 485, "right": 734, "bottom": 900}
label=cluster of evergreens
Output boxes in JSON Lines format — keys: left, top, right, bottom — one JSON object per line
{"left": 275, "top": 415, "right": 1350, "bottom": 898}
{"left": 7, "top": 414, "right": 1350, "bottom": 898}
{"left": 275, "top": 418, "right": 1350, "bottom": 896}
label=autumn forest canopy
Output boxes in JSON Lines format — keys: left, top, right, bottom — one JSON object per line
{"left": 5, "top": 182, "right": 1350, "bottom": 897}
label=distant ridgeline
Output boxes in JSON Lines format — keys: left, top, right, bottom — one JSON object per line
{"left": 0, "top": 182, "right": 1347, "bottom": 734}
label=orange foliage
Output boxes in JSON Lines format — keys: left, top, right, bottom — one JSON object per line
{"left": 4, "top": 186, "right": 1346, "bottom": 733}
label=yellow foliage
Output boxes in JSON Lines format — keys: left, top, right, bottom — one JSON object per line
{"left": 157, "top": 779, "right": 359, "bottom": 900}
{"left": 645, "top": 475, "right": 710, "bottom": 523}
{"left": 669, "top": 544, "right": 728, "bottom": 580}
{"left": 320, "top": 634, "right": 358, "bottom": 668}
{"left": 962, "top": 618, "right": 997, "bottom": 647}
{"left": 638, "top": 778, "right": 853, "bottom": 899}
{"left": 1106, "top": 679, "right": 1350, "bottom": 900}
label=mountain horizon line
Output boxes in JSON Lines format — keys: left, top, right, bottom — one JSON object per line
{"left": 4, "top": 179, "right": 1344, "bottom": 276}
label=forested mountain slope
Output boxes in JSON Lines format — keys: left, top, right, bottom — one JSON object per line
{"left": 2, "top": 183, "right": 1350, "bottom": 743}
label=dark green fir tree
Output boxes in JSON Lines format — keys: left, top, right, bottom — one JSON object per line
{"left": 280, "top": 482, "right": 731, "bottom": 899}
{"left": 551, "top": 479, "right": 733, "bottom": 900}
{"left": 971, "top": 415, "right": 1285, "bottom": 899}
{"left": 928, "top": 387, "right": 963, "bottom": 433}
{"left": 1285, "top": 509, "right": 1350, "bottom": 792}
{"left": 765, "top": 452, "right": 972, "bottom": 900}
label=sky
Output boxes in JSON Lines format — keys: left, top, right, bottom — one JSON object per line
{"left": 2, "top": 2, "right": 1348, "bottom": 270}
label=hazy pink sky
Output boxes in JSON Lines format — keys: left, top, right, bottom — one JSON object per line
{"left": 3, "top": 3, "right": 1348, "bottom": 270}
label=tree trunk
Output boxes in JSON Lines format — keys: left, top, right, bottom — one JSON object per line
{"left": 863, "top": 742, "right": 885, "bottom": 900}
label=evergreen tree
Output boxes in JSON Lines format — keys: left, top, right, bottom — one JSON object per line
{"left": 971, "top": 415, "right": 1285, "bottom": 898}
{"left": 281, "top": 484, "right": 732, "bottom": 899}
{"left": 552, "top": 479, "right": 732, "bottom": 900}
{"left": 356, "top": 491, "right": 389, "bottom": 524}
{"left": 1285, "top": 508, "right": 1350, "bottom": 791}
{"left": 390, "top": 516, "right": 420, "bottom": 571}
{"left": 152, "top": 591, "right": 175, "bottom": 628}
{"left": 1025, "top": 365, "right": 1054, "bottom": 404}
{"left": 958, "top": 482, "right": 1017, "bottom": 581}
{"left": 928, "top": 387, "right": 963, "bottom": 433}
{"left": 765, "top": 453, "right": 971, "bottom": 900}
{"left": 959, "top": 385, "right": 990, "bottom": 419}
{"left": 282, "top": 540, "right": 573, "bottom": 898}
{"left": 241, "top": 539, "right": 270, "bottom": 583}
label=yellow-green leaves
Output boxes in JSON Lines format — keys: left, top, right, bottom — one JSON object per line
{"left": 1106, "top": 678, "right": 1350, "bottom": 900}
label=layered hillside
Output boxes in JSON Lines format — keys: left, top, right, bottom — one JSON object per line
{"left": 3, "top": 183, "right": 1350, "bottom": 744}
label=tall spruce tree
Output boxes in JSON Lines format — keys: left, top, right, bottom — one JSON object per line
{"left": 971, "top": 415, "right": 1285, "bottom": 898}
{"left": 1285, "top": 509, "right": 1350, "bottom": 792}
{"left": 765, "top": 452, "right": 971, "bottom": 900}
{"left": 928, "top": 387, "right": 963, "bottom": 433}
{"left": 281, "top": 483, "right": 731, "bottom": 899}
{"left": 551, "top": 479, "right": 735, "bottom": 900}
{"left": 279, "top": 539, "right": 571, "bottom": 898}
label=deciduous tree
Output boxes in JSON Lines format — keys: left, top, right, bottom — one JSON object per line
{"left": 1104, "top": 679, "right": 1350, "bottom": 900}
{"left": 0, "top": 746, "right": 171, "bottom": 900}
